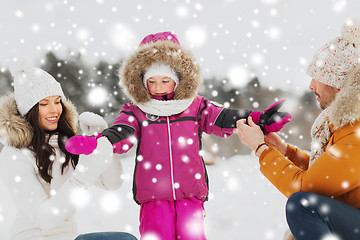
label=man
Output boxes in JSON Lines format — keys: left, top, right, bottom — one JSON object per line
{"left": 237, "top": 19, "right": 360, "bottom": 240}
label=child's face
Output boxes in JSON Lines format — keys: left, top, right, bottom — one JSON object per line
{"left": 147, "top": 76, "right": 176, "bottom": 96}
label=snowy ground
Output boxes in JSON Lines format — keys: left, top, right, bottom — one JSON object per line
{"left": 0, "top": 151, "right": 288, "bottom": 240}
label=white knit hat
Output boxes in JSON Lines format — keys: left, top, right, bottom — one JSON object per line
{"left": 143, "top": 63, "right": 179, "bottom": 91}
{"left": 9, "top": 59, "right": 65, "bottom": 116}
{"left": 307, "top": 19, "right": 360, "bottom": 89}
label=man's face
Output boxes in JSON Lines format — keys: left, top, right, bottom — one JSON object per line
{"left": 309, "top": 79, "right": 340, "bottom": 110}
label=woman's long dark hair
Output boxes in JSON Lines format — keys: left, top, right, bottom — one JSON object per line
{"left": 26, "top": 101, "right": 79, "bottom": 183}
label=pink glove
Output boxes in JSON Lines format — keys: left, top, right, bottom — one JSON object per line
{"left": 249, "top": 99, "right": 291, "bottom": 134}
{"left": 65, "top": 134, "right": 103, "bottom": 155}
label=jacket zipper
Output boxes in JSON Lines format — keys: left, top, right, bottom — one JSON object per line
{"left": 167, "top": 116, "right": 177, "bottom": 200}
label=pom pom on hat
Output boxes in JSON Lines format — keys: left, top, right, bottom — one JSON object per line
{"left": 143, "top": 63, "right": 179, "bottom": 92}
{"left": 9, "top": 59, "right": 65, "bottom": 117}
{"left": 307, "top": 18, "right": 360, "bottom": 89}
{"left": 9, "top": 58, "right": 33, "bottom": 79}
{"left": 341, "top": 19, "right": 360, "bottom": 47}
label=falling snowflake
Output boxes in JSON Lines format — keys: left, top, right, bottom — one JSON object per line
{"left": 185, "top": 26, "right": 207, "bottom": 48}
{"left": 108, "top": 23, "right": 135, "bottom": 51}
{"left": 88, "top": 87, "right": 108, "bottom": 106}
{"left": 142, "top": 233, "right": 160, "bottom": 240}
{"left": 100, "top": 192, "right": 121, "bottom": 214}
{"left": 227, "top": 65, "right": 250, "bottom": 88}
{"left": 69, "top": 188, "right": 90, "bottom": 208}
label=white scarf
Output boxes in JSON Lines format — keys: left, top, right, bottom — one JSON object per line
{"left": 309, "top": 108, "right": 331, "bottom": 165}
{"left": 137, "top": 98, "right": 195, "bottom": 116}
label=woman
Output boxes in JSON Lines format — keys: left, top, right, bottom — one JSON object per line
{"left": 0, "top": 60, "right": 136, "bottom": 240}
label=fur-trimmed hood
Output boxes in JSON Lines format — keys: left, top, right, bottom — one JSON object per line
{"left": 328, "top": 65, "right": 360, "bottom": 130}
{"left": 0, "top": 94, "right": 78, "bottom": 149}
{"left": 119, "top": 39, "right": 202, "bottom": 104}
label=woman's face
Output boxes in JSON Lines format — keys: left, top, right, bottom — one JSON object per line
{"left": 38, "top": 96, "right": 63, "bottom": 131}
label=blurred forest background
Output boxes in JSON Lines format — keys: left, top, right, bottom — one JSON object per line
{"left": 0, "top": 51, "right": 320, "bottom": 158}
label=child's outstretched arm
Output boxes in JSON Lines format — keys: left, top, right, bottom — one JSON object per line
{"left": 65, "top": 104, "right": 138, "bottom": 155}
{"left": 201, "top": 98, "right": 291, "bottom": 137}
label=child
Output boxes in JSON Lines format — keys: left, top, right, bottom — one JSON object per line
{"left": 66, "top": 31, "right": 291, "bottom": 240}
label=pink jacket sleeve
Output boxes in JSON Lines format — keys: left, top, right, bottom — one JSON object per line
{"left": 198, "top": 99, "right": 251, "bottom": 138}
{"left": 104, "top": 103, "right": 140, "bottom": 154}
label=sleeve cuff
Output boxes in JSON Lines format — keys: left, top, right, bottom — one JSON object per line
{"left": 259, "top": 146, "right": 274, "bottom": 159}
{"left": 285, "top": 144, "right": 297, "bottom": 159}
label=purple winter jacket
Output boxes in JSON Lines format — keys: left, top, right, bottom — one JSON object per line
{"left": 106, "top": 95, "right": 237, "bottom": 204}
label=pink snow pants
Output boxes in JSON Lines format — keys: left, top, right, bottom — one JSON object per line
{"left": 139, "top": 197, "right": 206, "bottom": 240}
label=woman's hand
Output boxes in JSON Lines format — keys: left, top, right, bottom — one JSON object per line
{"left": 264, "top": 132, "right": 287, "bottom": 155}
{"left": 237, "top": 117, "right": 267, "bottom": 156}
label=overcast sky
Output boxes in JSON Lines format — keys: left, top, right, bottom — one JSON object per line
{"left": 1, "top": 0, "right": 359, "bottom": 92}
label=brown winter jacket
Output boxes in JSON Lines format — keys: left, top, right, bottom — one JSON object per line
{"left": 259, "top": 122, "right": 360, "bottom": 209}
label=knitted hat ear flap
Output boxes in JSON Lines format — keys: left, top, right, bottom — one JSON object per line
{"left": 347, "top": 64, "right": 360, "bottom": 86}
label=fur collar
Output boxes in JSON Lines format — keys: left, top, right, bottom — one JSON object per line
{"left": 119, "top": 40, "right": 202, "bottom": 104}
{"left": 0, "top": 94, "right": 78, "bottom": 148}
{"left": 328, "top": 65, "right": 360, "bottom": 130}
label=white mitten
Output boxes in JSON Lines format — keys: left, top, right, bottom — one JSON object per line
{"left": 72, "top": 137, "right": 113, "bottom": 187}
{"left": 283, "top": 227, "right": 295, "bottom": 240}
{"left": 79, "top": 111, "right": 108, "bottom": 135}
